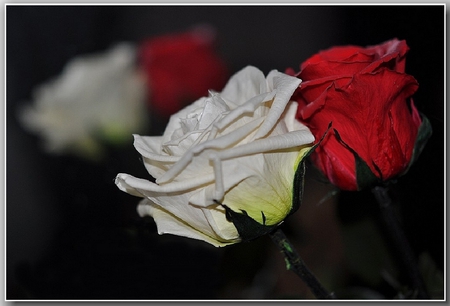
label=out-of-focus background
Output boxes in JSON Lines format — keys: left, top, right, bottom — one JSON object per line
{"left": 6, "top": 5, "right": 444, "bottom": 300}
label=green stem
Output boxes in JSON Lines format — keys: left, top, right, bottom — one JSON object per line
{"left": 372, "top": 186, "right": 429, "bottom": 299}
{"left": 269, "top": 227, "right": 335, "bottom": 299}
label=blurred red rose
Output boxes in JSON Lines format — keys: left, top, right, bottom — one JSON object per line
{"left": 288, "top": 39, "right": 430, "bottom": 191}
{"left": 138, "top": 25, "right": 229, "bottom": 117}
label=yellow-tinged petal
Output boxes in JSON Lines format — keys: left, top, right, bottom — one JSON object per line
{"left": 221, "top": 144, "right": 313, "bottom": 226}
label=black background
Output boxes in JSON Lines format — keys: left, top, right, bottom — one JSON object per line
{"left": 6, "top": 5, "right": 444, "bottom": 300}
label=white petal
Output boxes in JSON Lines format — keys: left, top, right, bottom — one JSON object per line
{"left": 283, "top": 101, "right": 304, "bottom": 132}
{"left": 115, "top": 173, "right": 215, "bottom": 194}
{"left": 133, "top": 134, "right": 177, "bottom": 161}
{"left": 202, "top": 206, "right": 240, "bottom": 241}
{"left": 213, "top": 129, "right": 314, "bottom": 162}
{"left": 254, "top": 71, "right": 301, "bottom": 139}
{"left": 137, "top": 199, "right": 238, "bottom": 247}
{"left": 220, "top": 66, "right": 267, "bottom": 105}
{"left": 139, "top": 192, "right": 238, "bottom": 243}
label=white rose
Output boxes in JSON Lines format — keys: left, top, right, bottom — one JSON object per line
{"left": 115, "top": 66, "right": 314, "bottom": 247}
{"left": 19, "top": 43, "right": 149, "bottom": 160}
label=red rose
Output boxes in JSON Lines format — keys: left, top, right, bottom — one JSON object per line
{"left": 289, "top": 39, "right": 431, "bottom": 191}
{"left": 138, "top": 25, "right": 229, "bottom": 117}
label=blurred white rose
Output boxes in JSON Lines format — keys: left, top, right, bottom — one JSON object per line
{"left": 19, "top": 43, "right": 149, "bottom": 160}
{"left": 116, "top": 66, "right": 314, "bottom": 247}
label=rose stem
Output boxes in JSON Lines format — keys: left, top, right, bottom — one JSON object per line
{"left": 269, "top": 228, "right": 336, "bottom": 299}
{"left": 372, "top": 186, "right": 429, "bottom": 299}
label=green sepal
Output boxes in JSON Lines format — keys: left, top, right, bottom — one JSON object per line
{"left": 354, "top": 148, "right": 381, "bottom": 190}
{"left": 404, "top": 113, "right": 432, "bottom": 174}
{"left": 288, "top": 160, "right": 306, "bottom": 217}
{"left": 334, "top": 128, "right": 380, "bottom": 191}
{"left": 220, "top": 203, "right": 278, "bottom": 242}
{"left": 289, "top": 121, "right": 332, "bottom": 214}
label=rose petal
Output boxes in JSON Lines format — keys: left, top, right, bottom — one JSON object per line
{"left": 220, "top": 66, "right": 267, "bottom": 105}
{"left": 254, "top": 71, "right": 301, "bottom": 139}
{"left": 137, "top": 199, "right": 239, "bottom": 247}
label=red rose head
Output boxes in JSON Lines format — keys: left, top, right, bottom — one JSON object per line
{"left": 138, "top": 25, "right": 229, "bottom": 117}
{"left": 290, "top": 39, "right": 431, "bottom": 191}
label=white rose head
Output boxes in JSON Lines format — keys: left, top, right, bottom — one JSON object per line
{"left": 115, "top": 66, "right": 315, "bottom": 247}
{"left": 18, "top": 43, "right": 149, "bottom": 160}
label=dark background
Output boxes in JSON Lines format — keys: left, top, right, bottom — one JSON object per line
{"left": 6, "top": 5, "right": 445, "bottom": 300}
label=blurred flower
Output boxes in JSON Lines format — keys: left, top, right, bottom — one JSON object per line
{"left": 288, "top": 39, "right": 431, "bottom": 191}
{"left": 139, "top": 25, "right": 229, "bottom": 117}
{"left": 19, "top": 43, "right": 149, "bottom": 160}
{"left": 115, "top": 66, "right": 315, "bottom": 247}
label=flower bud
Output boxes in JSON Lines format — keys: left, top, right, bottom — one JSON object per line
{"left": 289, "top": 39, "right": 432, "bottom": 190}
